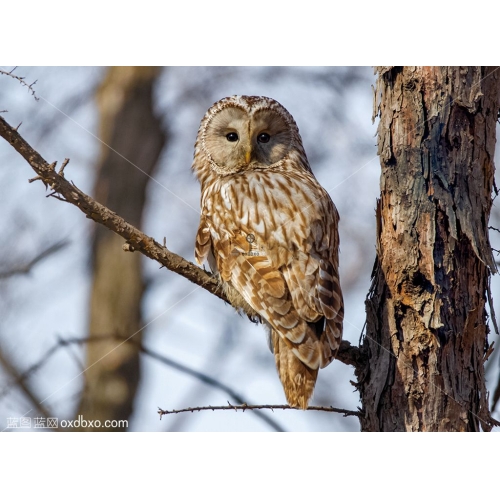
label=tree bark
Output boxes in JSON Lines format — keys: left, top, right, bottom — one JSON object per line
{"left": 77, "top": 67, "right": 166, "bottom": 428}
{"left": 359, "top": 66, "right": 500, "bottom": 431}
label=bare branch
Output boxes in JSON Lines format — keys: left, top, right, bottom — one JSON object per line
{"left": 58, "top": 158, "right": 70, "bottom": 176}
{"left": 337, "top": 339, "right": 367, "bottom": 370}
{"left": 0, "top": 343, "right": 52, "bottom": 421}
{"left": 0, "top": 240, "right": 69, "bottom": 279}
{"left": 0, "top": 115, "right": 227, "bottom": 303}
{"left": 158, "top": 403, "right": 361, "bottom": 418}
{"left": 0, "top": 67, "right": 39, "bottom": 100}
{"left": 0, "top": 342, "right": 61, "bottom": 402}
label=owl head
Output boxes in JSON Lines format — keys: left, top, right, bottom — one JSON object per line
{"left": 193, "top": 95, "right": 310, "bottom": 179}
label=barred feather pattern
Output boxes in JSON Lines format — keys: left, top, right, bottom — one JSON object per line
{"left": 193, "top": 96, "right": 343, "bottom": 409}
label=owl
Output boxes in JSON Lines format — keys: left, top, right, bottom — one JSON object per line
{"left": 192, "top": 95, "right": 343, "bottom": 409}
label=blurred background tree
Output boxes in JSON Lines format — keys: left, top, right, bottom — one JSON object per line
{"left": 77, "top": 67, "right": 166, "bottom": 427}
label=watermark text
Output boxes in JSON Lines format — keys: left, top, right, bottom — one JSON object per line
{"left": 6, "top": 415, "right": 128, "bottom": 430}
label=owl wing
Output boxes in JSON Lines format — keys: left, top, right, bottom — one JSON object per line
{"left": 195, "top": 214, "right": 211, "bottom": 266}
{"left": 281, "top": 204, "right": 344, "bottom": 363}
{"left": 208, "top": 172, "right": 343, "bottom": 370}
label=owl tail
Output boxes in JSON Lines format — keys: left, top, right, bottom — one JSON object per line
{"left": 271, "top": 330, "right": 318, "bottom": 410}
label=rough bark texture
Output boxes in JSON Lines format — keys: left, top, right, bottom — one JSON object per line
{"left": 77, "top": 67, "right": 166, "bottom": 427}
{"left": 360, "top": 66, "right": 500, "bottom": 431}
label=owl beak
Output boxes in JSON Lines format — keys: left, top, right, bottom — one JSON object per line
{"left": 245, "top": 148, "right": 252, "bottom": 164}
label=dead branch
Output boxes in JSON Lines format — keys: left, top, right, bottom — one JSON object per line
{"left": 0, "top": 343, "right": 52, "bottom": 421}
{"left": 0, "top": 240, "right": 68, "bottom": 279}
{"left": 0, "top": 342, "right": 62, "bottom": 402}
{"left": 0, "top": 115, "right": 227, "bottom": 303}
{"left": 0, "top": 67, "right": 39, "bottom": 100}
{"left": 0, "top": 115, "right": 363, "bottom": 370}
{"left": 158, "top": 403, "right": 361, "bottom": 418}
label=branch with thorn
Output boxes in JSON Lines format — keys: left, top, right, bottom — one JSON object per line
{"left": 158, "top": 402, "right": 361, "bottom": 418}
{"left": 0, "top": 67, "right": 39, "bottom": 100}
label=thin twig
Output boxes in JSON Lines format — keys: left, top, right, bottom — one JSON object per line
{"left": 0, "top": 240, "right": 68, "bottom": 279}
{"left": 158, "top": 403, "right": 361, "bottom": 418}
{"left": 0, "top": 343, "right": 52, "bottom": 421}
{"left": 58, "top": 158, "right": 70, "bottom": 176}
{"left": 0, "top": 342, "right": 62, "bottom": 401}
{"left": 0, "top": 67, "right": 39, "bottom": 100}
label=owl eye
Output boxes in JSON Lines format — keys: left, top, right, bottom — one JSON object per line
{"left": 257, "top": 133, "right": 271, "bottom": 143}
{"left": 226, "top": 132, "right": 238, "bottom": 142}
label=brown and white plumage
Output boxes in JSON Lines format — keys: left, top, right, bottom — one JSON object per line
{"left": 192, "top": 95, "right": 343, "bottom": 409}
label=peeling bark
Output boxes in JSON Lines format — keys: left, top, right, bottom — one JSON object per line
{"left": 360, "top": 67, "right": 500, "bottom": 431}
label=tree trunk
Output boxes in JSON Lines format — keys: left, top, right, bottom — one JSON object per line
{"left": 359, "top": 66, "right": 500, "bottom": 431}
{"left": 77, "top": 67, "right": 166, "bottom": 428}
